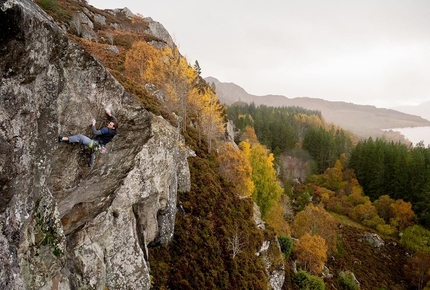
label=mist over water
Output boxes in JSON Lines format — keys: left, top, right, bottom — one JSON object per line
{"left": 385, "top": 126, "right": 430, "bottom": 147}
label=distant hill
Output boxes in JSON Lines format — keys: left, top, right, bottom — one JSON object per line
{"left": 392, "top": 101, "right": 430, "bottom": 122}
{"left": 206, "top": 77, "right": 430, "bottom": 139}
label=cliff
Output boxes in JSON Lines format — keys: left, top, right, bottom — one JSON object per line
{"left": 0, "top": 1, "right": 286, "bottom": 289}
{"left": 0, "top": 0, "right": 193, "bottom": 288}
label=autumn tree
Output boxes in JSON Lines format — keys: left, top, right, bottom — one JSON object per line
{"left": 404, "top": 252, "right": 430, "bottom": 290}
{"left": 321, "top": 162, "right": 345, "bottom": 191}
{"left": 243, "top": 125, "right": 258, "bottom": 144}
{"left": 240, "top": 140, "right": 283, "bottom": 219}
{"left": 291, "top": 204, "right": 337, "bottom": 254}
{"left": 390, "top": 199, "right": 415, "bottom": 231}
{"left": 156, "top": 47, "right": 197, "bottom": 126}
{"left": 294, "top": 233, "right": 328, "bottom": 275}
{"left": 348, "top": 137, "right": 430, "bottom": 226}
{"left": 350, "top": 201, "right": 384, "bottom": 228}
{"left": 374, "top": 195, "right": 395, "bottom": 223}
{"left": 265, "top": 194, "right": 291, "bottom": 236}
{"left": 345, "top": 182, "right": 368, "bottom": 207}
{"left": 126, "top": 42, "right": 225, "bottom": 151}
{"left": 124, "top": 40, "right": 160, "bottom": 84}
{"left": 189, "top": 87, "right": 225, "bottom": 151}
{"left": 217, "top": 142, "right": 254, "bottom": 197}
{"left": 308, "top": 158, "right": 347, "bottom": 191}
{"left": 400, "top": 225, "right": 430, "bottom": 254}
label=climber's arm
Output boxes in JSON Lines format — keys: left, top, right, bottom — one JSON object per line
{"left": 92, "top": 123, "right": 103, "bottom": 135}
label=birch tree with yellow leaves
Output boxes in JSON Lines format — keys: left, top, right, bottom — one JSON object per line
{"left": 125, "top": 41, "right": 226, "bottom": 151}
{"left": 217, "top": 142, "right": 254, "bottom": 197}
{"left": 125, "top": 40, "right": 160, "bottom": 84}
{"left": 157, "top": 47, "right": 198, "bottom": 127}
{"left": 294, "top": 233, "right": 328, "bottom": 275}
{"left": 240, "top": 140, "right": 283, "bottom": 219}
{"left": 188, "top": 86, "right": 225, "bottom": 152}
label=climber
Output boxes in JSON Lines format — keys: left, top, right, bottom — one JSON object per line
{"left": 58, "top": 108, "right": 118, "bottom": 167}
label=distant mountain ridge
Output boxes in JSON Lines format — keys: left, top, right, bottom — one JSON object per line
{"left": 206, "top": 76, "right": 430, "bottom": 138}
{"left": 392, "top": 101, "right": 430, "bottom": 122}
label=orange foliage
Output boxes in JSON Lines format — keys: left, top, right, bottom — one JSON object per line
{"left": 294, "top": 233, "right": 328, "bottom": 275}
{"left": 390, "top": 199, "right": 415, "bottom": 231}
{"left": 265, "top": 194, "right": 291, "bottom": 236}
{"left": 403, "top": 251, "right": 430, "bottom": 290}
{"left": 350, "top": 201, "right": 384, "bottom": 228}
{"left": 124, "top": 40, "right": 159, "bottom": 84}
{"left": 243, "top": 126, "right": 258, "bottom": 143}
{"left": 217, "top": 142, "right": 254, "bottom": 197}
{"left": 292, "top": 204, "right": 337, "bottom": 254}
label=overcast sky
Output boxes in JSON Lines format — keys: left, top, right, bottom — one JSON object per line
{"left": 88, "top": 0, "right": 430, "bottom": 109}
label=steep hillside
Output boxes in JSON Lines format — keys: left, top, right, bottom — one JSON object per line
{"left": 207, "top": 76, "right": 430, "bottom": 139}
{"left": 326, "top": 222, "right": 409, "bottom": 289}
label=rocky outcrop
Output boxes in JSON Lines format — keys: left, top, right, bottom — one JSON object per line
{"left": 254, "top": 204, "right": 285, "bottom": 290}
{"left": 143, "top": 17, "right": 175, "bottom": 48}
{"left": 0, "top": 0, "right": 193, "bottom": 289}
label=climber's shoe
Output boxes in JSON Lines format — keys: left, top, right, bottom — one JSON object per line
{"left": 58, "top": 135, "right": 63, "bottom": 142}
{"left": 99, "top": 146, "right": 106, "bottom": 154}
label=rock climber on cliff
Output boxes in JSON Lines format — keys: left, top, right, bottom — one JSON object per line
{"left": 58, "top": 107, "right": 118, "bottom": 167}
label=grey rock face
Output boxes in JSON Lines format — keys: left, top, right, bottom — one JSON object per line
{"left": 143, "top": 17, "right": 176, "bottom": 48}
{"left": 0, "top": 0, "right": 193, "bottom": 289}
{"left": 363, "top": 232, "right": 385, "bottom": 248}
{"left": 254, "top": 202, "right": 285, "bottom": 290}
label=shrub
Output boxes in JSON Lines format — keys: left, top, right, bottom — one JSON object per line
{"left": 400, "top": 225, "right": 430, "bottom": 254}
{"left": 338, "top": 271, "right": 360, "bottom": 290}
{"left": 295, "top": 270, "right": 325, "bottom": 290}
{"left": 278, "top": 235, "right": 293, "bottom": 259}
{"left": 376, "top": 223, "right": 397, "bottom": 236}
{"left": 39, "top": 0, "right": 56, "bottom": 10}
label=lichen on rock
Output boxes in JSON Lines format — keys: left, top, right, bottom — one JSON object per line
{"left": 0, "top": 0, "right": 194, "bottom": 288}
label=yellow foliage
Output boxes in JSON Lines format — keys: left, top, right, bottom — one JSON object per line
{"left": 243, "top": 126, "right": 258, "bottom": 143}
{"left": 350, "top": 201, "right": 380, "bottom": 226}
{"left": 266, "top": 195, "right": 291, "bottom": 236}
{"left": 315, "top": 186, "right": 335, "bottom": 201}
{"left": 126, "top": 42, "right": 225, "bottom": 152}
{"left": 240, "top": 140, "right": 283, "bottom": 219}
{"left": 157, "top": 47, "right": 197, "bottom": 118}
{"left": 390, "top": 199, "right": 415, "bottom": 231}
{"left": 377, "top": 223, "right": 397, "bottom": 236}
{"left": 124, "top": 40, "right": 160, "bottom": 84}
{"left": 217, "top": 142, "right": 254, "bottom": 197}
{"left": 346, "top": 186, "right": 368, "bottom": 207}
{"left": 322, "top": 166, "right": 344, "bottom": 190}
{"left": 191, "top": 87, "right": 225, "bottom": 152}
{"left": 333, "top": 159, "right": 343, "bottom": 171}
{"left": 294, "top": 233, "right": 328, "bottom": 275}
{"left": 292, "top": 204, "right": 338, "bottom": 254}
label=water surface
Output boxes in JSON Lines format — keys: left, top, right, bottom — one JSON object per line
{"left": 385, "top": 126, "right": 430, "bottom": 147}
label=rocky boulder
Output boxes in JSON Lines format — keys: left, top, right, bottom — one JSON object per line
{"left": 0, "top": 0, "right": 193, "bottom": 289}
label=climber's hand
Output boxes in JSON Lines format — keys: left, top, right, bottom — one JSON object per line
{"left": 92, "top": 119, "right": 96, "bottom": 126}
